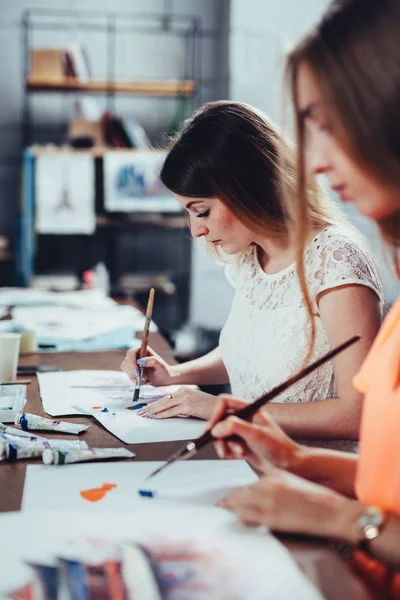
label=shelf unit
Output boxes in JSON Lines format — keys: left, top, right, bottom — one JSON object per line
{"left": 21, "top": 8, "right": 202, "bottom": 147}
{"left": 18, "top": 7, "right": 207, "bottom": 335}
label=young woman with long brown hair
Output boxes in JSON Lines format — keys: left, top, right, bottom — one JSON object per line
{"left": 121, "top": 100, "right": 382, "bottom": 450}
{"left": 210, "top": 0, "right": 400, "bottom": 593}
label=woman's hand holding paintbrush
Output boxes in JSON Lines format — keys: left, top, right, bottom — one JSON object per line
{"left": 121, "top": 345, "right": 176, "bottom": 387}
{"left": 209, "top": 395, "right": 300, "bottom": 473}
{"left": 146, "top": 335, "right": 360, "bottom": 479}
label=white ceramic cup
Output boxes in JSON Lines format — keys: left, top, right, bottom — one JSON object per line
{"left": 0, "top": 333, "right": 21, "bottom": 382}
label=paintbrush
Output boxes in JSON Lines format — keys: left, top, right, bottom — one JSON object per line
{"left": 146, "top": 334, "right": 360, "bottom": 479}
{"left": 133, "top": 288, "right": 155, "bottom": 402}
{"left": 0, "top": 380, "right": 32, "bottom": 385}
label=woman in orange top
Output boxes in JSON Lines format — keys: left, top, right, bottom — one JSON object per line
{"left": 209, "top": 0, "right": 400, "bottom": 595}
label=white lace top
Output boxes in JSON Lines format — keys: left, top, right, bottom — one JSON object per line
{"left": 219, "top": 226, "right": 384, "bottom": 452}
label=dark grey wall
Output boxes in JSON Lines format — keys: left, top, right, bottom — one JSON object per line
{"left": 0, "top": 0, "right": 229, "bottom": 237}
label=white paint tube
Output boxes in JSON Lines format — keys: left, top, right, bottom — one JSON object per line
{"left": 15, "top": 413, "right": 89, "bottom": 435}
{"left": 0, "top": 438, "right": 8, "bottom": 461}
{"left": 6, "top": 442, "right": 44, "bottom": 461}
{"left": 0, "top": 423, "right": 47, "bottom": 440}
{"left": 43, "top": 447, "right": 135, "bottom": 465}
{"left": 0, "top": 432, "right": 88, "bottom": 451}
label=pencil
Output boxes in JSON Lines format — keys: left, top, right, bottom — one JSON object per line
{"left": 146, "top": 334, "right": 360, "bottom": 479}
{"left": 133, "top": 288, "right": 155, "bottom": 402}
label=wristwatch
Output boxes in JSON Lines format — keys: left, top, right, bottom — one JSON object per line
{"left": 357, "top": 506, "right": 386, "bottom": 552}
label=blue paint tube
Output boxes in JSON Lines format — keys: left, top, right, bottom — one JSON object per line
{"left": 15, "top": 413, "right": 89, "bottom": 435}
{"left": 0, "top": 432, "right": 88, "bottom": 451}
{"left": 0, "top": 422, "right": 47, "bottom": 440}
{"left": 6, "top": 441, "right": 44, "bottom": 461}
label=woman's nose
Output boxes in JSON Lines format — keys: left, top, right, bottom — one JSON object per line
{"left": 190, "top": 219, "right": 208, "bottom": 239}
{"left": 307, "top": 138, "right": 332, "bottom": 176}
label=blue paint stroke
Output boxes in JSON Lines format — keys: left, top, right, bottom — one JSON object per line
{"left": 138, "top": 489, "right": 155, "bottom": 498}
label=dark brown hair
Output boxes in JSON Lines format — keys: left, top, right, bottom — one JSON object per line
{"left": 161, "top": 100, "right": 340, "bottom": 244}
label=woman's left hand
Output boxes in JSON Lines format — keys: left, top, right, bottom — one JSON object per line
{"left": 218, "top": 468, "right": 361, "bottom": 541}
{"left": 137, "top": 387, "right": 218, "bottom": 420}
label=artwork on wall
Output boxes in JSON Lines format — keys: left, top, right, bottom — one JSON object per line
{"left": 35, "top": 152, "right": 96, "bottom": 235}
{"left": 103, "top": 150, "right": 181, "bottom": 213}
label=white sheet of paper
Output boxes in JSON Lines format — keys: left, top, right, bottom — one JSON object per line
{"left": 13, "top": 304, "right": 155, "bottom": 342}
{"left": 88, "top": 403, "right": 206, "bottom": 443}
{"left": 35, "top": 153, "right": 96, "bottom": 234}
{"left": 0, "top": 288, "right": 117, "bottom": 309}
{"left": 22, "top": 460, "right": 258, "bottom": 512}
{"left": 37, "top": 370, "right": 204, "bottom": 442}
{"left": 0, "top": 508, "right": 323, "bottom": 600}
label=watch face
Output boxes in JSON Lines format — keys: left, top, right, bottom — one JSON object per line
{"left": 359, "top": 507, "right": 384, "bottom": 530}
{"left": 364, "top": 525, "right": 379, "bottom": 541}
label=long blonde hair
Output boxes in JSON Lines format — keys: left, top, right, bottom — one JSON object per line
{"left": 286, "top": 0, "right": 400, "bottom": 352}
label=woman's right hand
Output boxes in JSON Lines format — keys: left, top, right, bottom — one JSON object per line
{"left": 209, "top": 394, "right": 301, "bottom": 473}
{"left": 120, "top": 346, "right": 176, "bottom": 387}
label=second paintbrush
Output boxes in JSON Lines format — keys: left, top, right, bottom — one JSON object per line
{"left": 133, "top": 287, "right": 155, "bottom": 402}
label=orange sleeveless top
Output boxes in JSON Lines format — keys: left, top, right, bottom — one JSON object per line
{"left": 352, "top": 298, "right": 400, "bottom": 599}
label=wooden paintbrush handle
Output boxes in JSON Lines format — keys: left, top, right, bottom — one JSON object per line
{"left": 194, "top": 334, "right": 360, "bottom": 453}
{"left": 139, "top": 287, "right": 155, "bottom": 358}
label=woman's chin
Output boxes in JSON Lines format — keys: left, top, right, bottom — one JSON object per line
{"left": 222, "top": 244, "right": 247, "bottom": 255}
{"left": 355, "top": 195, "right": 400, "bottom": 222}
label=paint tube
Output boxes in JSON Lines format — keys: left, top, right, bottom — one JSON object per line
{"left": 0, "top": 432, "right": 88, "bottom": 451}
{"left": 0, "top": 438, "right": 8, "bottom": 461}
{"left": 42, "top": 447, "right": 135, "bottom": 465}
{"left": 0, "top": 422, "right": 47, "bottom": 440}
{"left": 15, "top": 413, "right": 89, "bottom": 435}
{"left": 6, "top": 441, "right": 44, "bottom": 461}
{"left": 121, "top": 543, "right": 163, "bottom": 600}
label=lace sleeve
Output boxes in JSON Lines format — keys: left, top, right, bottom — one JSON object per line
{"left": 305, "top": 227, "right": 384, "bottom": 314}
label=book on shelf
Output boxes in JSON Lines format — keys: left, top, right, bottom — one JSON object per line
{"left": 30, "top": 46, "right": 92, "bottom": 82}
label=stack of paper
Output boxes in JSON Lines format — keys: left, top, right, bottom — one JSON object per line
{"left": 11, "top": 304, "right": 154, "bottom": 352}
{"left": 38, "top": 370, "right": 204, "bottom": 443}
{"left": 0, "top": 288, "right": 116, "bottom": 309}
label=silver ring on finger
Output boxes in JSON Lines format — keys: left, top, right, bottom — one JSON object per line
{"left": 167, "top": 394, "right": 173, "bottom": 400}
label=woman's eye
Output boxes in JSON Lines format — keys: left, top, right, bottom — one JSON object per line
{"left": 197, "top": 209, "right": 210, "bottom": 218}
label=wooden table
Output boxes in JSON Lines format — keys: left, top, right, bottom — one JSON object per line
{"left": 0, "top": 332, "right": 373, "bottom": 600}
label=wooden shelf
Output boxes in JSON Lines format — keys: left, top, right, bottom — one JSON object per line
{"left": 26, "top": 77, "right": 197, "bottom": 97}
{"left": 28, "top": 146, "right": 150, "bottom": 157}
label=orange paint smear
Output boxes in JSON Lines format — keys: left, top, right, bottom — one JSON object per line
{"left": 92, "top": 406, "right": 102, "bottom": 409}
{"left": 80, "top": 483, "right": 117, "bottom": 503}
